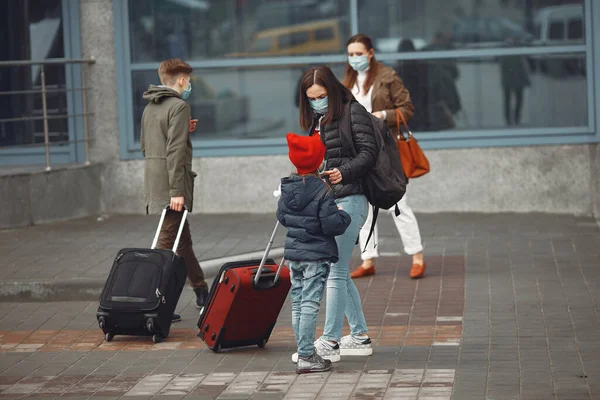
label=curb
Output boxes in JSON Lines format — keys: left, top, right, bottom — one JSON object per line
{"left": 0, "top": 248, "right": 285, "bottom": 302}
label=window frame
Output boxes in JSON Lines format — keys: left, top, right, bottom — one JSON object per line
{"left": 114, "top": 0, "right": 599, "bottom": 160}
{"left": 0, "top": 0, "right": 86, "bottom": 166}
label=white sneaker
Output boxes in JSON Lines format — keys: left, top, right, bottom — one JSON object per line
{"left": 339, "top": 335, "right": 373, "bottom": 356}
{"left": 291, "top": 338, "right": 341, "bottom": 363}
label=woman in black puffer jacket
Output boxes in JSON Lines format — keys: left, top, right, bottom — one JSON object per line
{"left": 293, "top": 65, "right": 377, "bottom": 363}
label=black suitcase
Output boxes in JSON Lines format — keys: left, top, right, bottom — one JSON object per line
{"left": 96, "top": 206, "right": 188, "bottom": 343}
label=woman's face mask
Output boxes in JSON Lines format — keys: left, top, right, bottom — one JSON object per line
{"left": 348, "top": 55, "right": 369, "bottom": 72}
{"left": 309, "top": 97, "right": 328, "bottom": 114}
{"left": 306, "top": 84, "right": 328, "bottom": 115}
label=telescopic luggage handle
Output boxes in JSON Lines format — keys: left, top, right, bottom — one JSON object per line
{"left": 254, "top": 221, "right": 286, "bottom": 285}
{"left": 151, "top": 205, "right": 188, "bottom": 252}
{"left": 254, "top": 184, "right": 286, "bottom": 285}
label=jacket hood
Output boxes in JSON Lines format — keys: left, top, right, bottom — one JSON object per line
{"left": 280, "top": 175, "right": 326, "bottom": 211}
{"left": 143, "top": 85, "right": 181, "bottom": 103}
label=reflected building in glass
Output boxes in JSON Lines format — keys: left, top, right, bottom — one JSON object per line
{"left": 117, "top": 0, "right": 591, "bottom": 151}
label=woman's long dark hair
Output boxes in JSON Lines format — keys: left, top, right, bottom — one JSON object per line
{"left": 342, "top": 34, "right": 379, "bottom": 94}
{"left": 298, "top": 65, "right": 353, "bottom": 131}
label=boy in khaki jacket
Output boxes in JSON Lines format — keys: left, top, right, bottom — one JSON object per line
{"left": 141, "top": 58, "right": 207, "bottom": 320}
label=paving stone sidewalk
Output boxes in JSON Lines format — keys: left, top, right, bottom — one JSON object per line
{"left": 0, "top": 213, "right": 599, "bottom": 399}
{"left": 0, "top": 213, "right": 286, "bottom": 282}
{"left": 0, "top": 213, "right": 287, "bottom": 301}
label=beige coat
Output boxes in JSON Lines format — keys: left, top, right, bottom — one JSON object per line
{"left": 141, "top": 85, "right": 196, "bottom": 214}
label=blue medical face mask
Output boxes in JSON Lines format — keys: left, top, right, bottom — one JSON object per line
{"left": 181, "top": 79, "right": 192, "bottom": 100}
{"left": 348, "top": 55, "right": 369, "bottom": 72}
{"left": 309, "top": 97, "right": 328, "bottom": 114}
{"left": 317, "top": 159, "right": 327, "bottom": 176}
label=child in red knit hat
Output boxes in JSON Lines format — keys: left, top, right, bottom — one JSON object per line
{"left": 277, "top": 133, "right": 351, "bottom": 374}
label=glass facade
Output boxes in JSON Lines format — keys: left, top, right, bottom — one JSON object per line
{"left": 116, "top": 0, "right": 595, "bottom": 157}
{"left": 128, "top": 0, "right": 351, "bottom": 62}
{"left": 358, "top": 0, "right": 585, "bottom": 52}
{"left": 0, "top": 0, "right": 67, "bottom": 148}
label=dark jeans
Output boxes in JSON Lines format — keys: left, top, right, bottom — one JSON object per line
{"left": 503, "top": 86, "right": 524, "bottom": 126}
{"left": 157, "top": 210, "right": 207, "bottom": 290}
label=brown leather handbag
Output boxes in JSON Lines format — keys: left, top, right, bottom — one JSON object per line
{"left": 395, "top": 108, "right": 430, "bottom": 178}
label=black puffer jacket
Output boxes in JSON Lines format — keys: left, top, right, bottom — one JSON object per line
{"left": 310, "top": 100, "right": 377, "bottom": 199}
{"left": 276, "top": 174, "right": 351, "bottom": 263}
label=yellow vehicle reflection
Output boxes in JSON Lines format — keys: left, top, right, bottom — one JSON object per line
{"left": 226, "top": 18, "right": 343, "bottom": 58}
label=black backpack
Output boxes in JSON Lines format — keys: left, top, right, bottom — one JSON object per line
{"left": 339, "top": 101, "right": 407, "bottom": 250}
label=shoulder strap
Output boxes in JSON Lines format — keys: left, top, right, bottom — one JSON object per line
{"left": 339, "top": 101, "right": 357, "bottom": 157}
{"left": 395, "top": 108, "right": 413, "bottom": 139}
{"left": 361, "top": 204, "right": 401, "bottom": 252}
{"left": 362, "top": 205, "right": 379, "bottom": 253}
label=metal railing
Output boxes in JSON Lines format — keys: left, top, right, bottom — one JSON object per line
{"left": 0, "top": 57, "right": 96, "bottom": 171}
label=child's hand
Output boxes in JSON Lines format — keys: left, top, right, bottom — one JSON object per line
{"left": 337, "top": 205, "right": 343, "bottom": 210}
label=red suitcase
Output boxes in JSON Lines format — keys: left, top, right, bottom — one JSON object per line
{"left": 197, "top": 222, "right": 291, "bottom": 352}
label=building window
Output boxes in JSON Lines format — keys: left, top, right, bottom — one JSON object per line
{"left": 116, "top": 0, "right": 595, "bottom": 158}
{"left": 127, "top": 0, "right": 350, "bottom": 62}
{"left": 130, "top": 64, "right": 347, "bottom": 144}
{"left": 391, "top": 52, "right": 587, "bottom": 132}
{"left": 549, "top": 21, "right": 564, "bottom": 40}
{"left": 359, "top": 0, "right": 585, "bottom": 50}
{"left": 568, "top": 19, "right": 583, "bottom": 40}
{"left": 0, "top": 0, "right": 67, "bottom": 148}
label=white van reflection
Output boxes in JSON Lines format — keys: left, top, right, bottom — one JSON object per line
{"left": 531, "top": 4, "right": 585, "bottom": 77}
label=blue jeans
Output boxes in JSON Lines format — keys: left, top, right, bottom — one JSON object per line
{"left": 321, "top": 194, "right": 369, "bottom": 342}
{"left": 290, "top": 260, "right": 330, "bottom": 358}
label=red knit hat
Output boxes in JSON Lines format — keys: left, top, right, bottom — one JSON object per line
{"left": 286, "top": 133, "right": 326, "bottom": 174}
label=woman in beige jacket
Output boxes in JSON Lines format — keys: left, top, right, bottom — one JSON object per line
{"left": 342, "top": 34, "right": 426, "bottom": 280}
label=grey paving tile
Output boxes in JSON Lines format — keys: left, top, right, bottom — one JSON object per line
{"left": 0, "top": 353, "right": 33, "bottom": 375}
{"left": 1, "top": 351, "right": 59, "bottom": 376}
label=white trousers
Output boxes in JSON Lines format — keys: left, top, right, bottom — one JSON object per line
{"left": 358, "top": 192, "right": 424, "bottom": 260}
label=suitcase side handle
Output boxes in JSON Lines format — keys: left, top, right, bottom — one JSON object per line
{"left": 254, "top": 221, "right": 286, "bottom": 285}
{"left": 151, "top": 206, "right": 189, "bottom": 252}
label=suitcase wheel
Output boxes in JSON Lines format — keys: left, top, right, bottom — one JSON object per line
{"left": 146, "top": 318, "right": 154, "bottom": 333}
{"left": 104, "top": 333, "right": 114, "bottom": 342}
{"left": 98, "top": 316, "right": 105, "bottom": 330}
{"left": 211, "top": 343, "right": 221, "bottom": 353}
{"left": 152, "top": 334, "right": 164, "bottom": 344}
{"left": 257, "top": 339, "right": 267, "bottom": 349}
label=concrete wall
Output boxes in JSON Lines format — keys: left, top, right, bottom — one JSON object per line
{"left": 592, "top": 144, "right": 600, "bottom": 221}
{"left": 0, "top": 164, "right": 103, "bottom": 229}
{"left": 409, "top": 145, "right": 593, "bottom": 215}
{"left": 101, "top": 144, "right": 595, "bottom": 216}
{"left": 80, "top": 0, "right": 120, "bottom": 165}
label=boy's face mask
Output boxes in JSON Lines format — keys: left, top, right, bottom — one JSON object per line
{"left": 181, "top": 78, "right": 192, "bottom": 100}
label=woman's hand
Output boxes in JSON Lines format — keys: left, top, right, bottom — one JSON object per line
{"left": 372, "top": 111, "right": 384, "bottom": 119}
{"left": 323, "top": 168, "right": 342, "bottom": 185}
